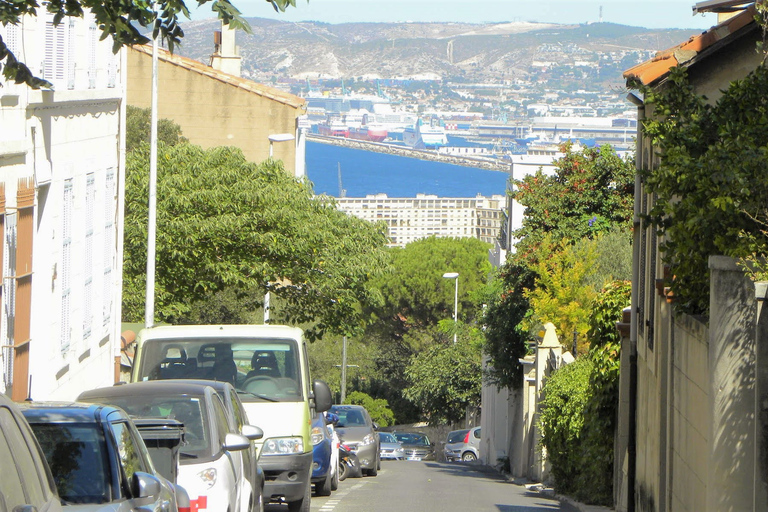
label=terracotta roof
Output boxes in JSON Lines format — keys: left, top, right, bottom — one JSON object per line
{"left": 623, "top": 4, "right": 757, "bottom": 86}
{"left": 129, "top": 44, "right": 306, "bottom": 110}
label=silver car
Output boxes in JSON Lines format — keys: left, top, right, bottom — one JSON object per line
{"left": 443, "top": 429, "right": 469, "bottom": 462}
{"left": 446, "top": 426, "right": 481, "bottom": 462}
{"left": 330, "top": 405, "right": 380, "bottom": 476}
{"left": 378, "top": 432, "right": 404, "bottom": 460}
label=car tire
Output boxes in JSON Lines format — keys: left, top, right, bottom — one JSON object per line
{"left": 367, "top": 457, "right": 378, "bottom": 477}
{"left": 338, "top": 460, "right": 348, "bottom": 482}
{"left": 462, "top": 451, "right": 477, "bottom": 462}
{"left": 316, "top": 471, "right": 333, "bottom": 497}
{"left": 287, "top": 481, "right": 311, "bottom": 512}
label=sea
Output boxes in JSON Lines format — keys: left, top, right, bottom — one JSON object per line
{"left": 305, "top": 141, "right": 511, "bottom": 198}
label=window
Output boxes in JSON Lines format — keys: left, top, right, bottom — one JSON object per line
{"left": 43, "top": 14, "right": 69, "bottom": 86}
{"left": 83, "top": 174, "right": 95, "bottom": 339}
{"left": 108, "top": 421, "right": 142, "bottom": 486}
{"left": 211, "top": 396, "right": 231, "bottom": 448}
{"left": 61, "top": 180, "right": 73, "bottom": 351}
{"left": 2, "top": 213, "right": 15, "bottom": 389}
{"left": 103, "top": 169, "right": 115, "bottom": 327}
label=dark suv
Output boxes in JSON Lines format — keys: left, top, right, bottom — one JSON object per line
{"left": 20, "top": 401, "right": 178, "bottom": 512}
{"left": 0, "top": 393, "right": 63, "bottom": 512}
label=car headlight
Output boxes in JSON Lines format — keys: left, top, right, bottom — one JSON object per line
{"left": 311, "top": 426, "right": 324, "bottom": 445}
{"left": 361, "top": 433, "right": 375, "bottom": 446}
{"left": 197, "top": 468, "right": 217, "bottom": 489}
{"left": 261, "top": 437, "right": 304, "bottom": 455}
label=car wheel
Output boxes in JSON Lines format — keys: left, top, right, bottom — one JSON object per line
{"left": 462, "top": 451, "right": 477, "bottom": 462}
{"left": 287, "top": 481, "right": 311, "bottom": 512}
{"left": 367, "top": 458, "right": 378, "bottom": 477}
{"left": 316, "top": 471, "right": 333, "bottom": 497}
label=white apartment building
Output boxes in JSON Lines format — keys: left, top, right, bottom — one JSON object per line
{"left": 336, "top": 193, "right": 506, "bottom": 248}
{"left": 0, "top": 12, "right": 125, "bottom": 401}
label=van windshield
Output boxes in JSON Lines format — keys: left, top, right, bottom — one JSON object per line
{"left": 137, "top": 338, "right": 303, "bottom": 403}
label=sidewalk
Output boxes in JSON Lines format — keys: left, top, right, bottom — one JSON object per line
{"left": 501, "top": 473, "right": 614, "bottom": 512}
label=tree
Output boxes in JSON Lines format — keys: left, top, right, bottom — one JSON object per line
{"left": 512, "top": 142, "right": 635, "bottom": 264}
{"left": 126, "top": 106, "right": 187, "bottom": 153}
{"left": 403, "top": 325, "right": 483, "bottom": 425}
{"left": 0, "top": 0, "right": 302, "bottom": 88}
{"left": 367, "top": 236, "right": 492, "bottom": 339}
{"left": 343, "top": 391, "right": 395, "bottom": 427}
{"left": 123, "top": 141, "right": 391, "bottom": 340}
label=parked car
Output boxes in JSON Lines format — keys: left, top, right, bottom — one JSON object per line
{"left": 393, "top": 432, "right": 435, "bottom": 461}
{"left": 443, "top": 429, "right": 469, "bottom": 462}
{"left": 77, "top": 381, "right": 253, "bottom": 512}
{"left": 129, "top": 324, "right": 333, "bottom": 512}
{"left": 19, "top": 401, "right": 178, "bottom": 512}
{"left": 456, "top": 426, "right": 481, "bottom": 462}
{"left": 310, "top": 412, "right": 336, "bottom": 496}
{"left": 378, "top": 432, "right": 405, "bottom": 461}
{"left": 0, "top": 393, "right": 63, "bottom": 512}
{"left": 329, "top": 405, "right": 380, "bottom": 476}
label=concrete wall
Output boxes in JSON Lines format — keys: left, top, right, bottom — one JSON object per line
{"left": 127, "top": 46, "right": 304, "bottom": 175}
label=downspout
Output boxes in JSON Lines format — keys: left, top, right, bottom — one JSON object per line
{"left": 626, "top": 91, "right": 645, "bottom": 512}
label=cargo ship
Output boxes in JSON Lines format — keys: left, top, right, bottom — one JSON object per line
{"left": 348, "top": 123, "right": 388, "bottom": 142}
{"left": 317, "top": 120, "right": 349, "bottom": 137}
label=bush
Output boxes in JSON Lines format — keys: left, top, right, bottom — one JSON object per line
{"left": 344, "top": 391, "right": 396, "bottom": 427}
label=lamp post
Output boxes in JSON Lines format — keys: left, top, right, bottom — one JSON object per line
{"left": 443, "top": 272, "right": 459, "bottom": 344}
{"left": 268, "top": 133, "right": 295, "bottom": 158}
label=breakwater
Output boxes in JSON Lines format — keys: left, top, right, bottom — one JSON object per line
{"left": 307, "top": 134, "right": 512, "bottom": 172}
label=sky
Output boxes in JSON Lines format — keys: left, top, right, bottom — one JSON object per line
{"left": 191, "top": 0, "right": 718, "bottom": 31}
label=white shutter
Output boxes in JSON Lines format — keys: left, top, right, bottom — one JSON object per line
{"left": 43, "top": 14, "right": 69, "bottom": 86}
{"left": 61, "top": 180, "right": 73, "bottom": 352}
{"left": 88, "top": 22, "right": 97, "bottom": 88}
{"left": 103, "top": 169, "right": 115, "bottom": 327}
{"left": 83, "top": 174, "right": 95, "bottom": 339}
{"left": 2, "top": 214, "right": 16, "bottom": 389}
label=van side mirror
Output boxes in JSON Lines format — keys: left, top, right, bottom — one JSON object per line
{"left": 241, "top": 424, "right": 263, "bottom": 441}
{"left": 131, "top": 471, "right": 161, "bottom": 499}
{"left": 312, "top": 380, "right": 332, "bottom": 413}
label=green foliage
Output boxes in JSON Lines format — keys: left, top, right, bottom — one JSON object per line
{"left": 587, "top": 280, "right": 631, "bottom": 348}
{"left": 512, "top": 142, "right": 635, "bottom": 263}
{"left": 638, "top": 65, "right": 768, "bottom": 314}
{"left": 584, "top": 227, "right": 633, "bottom": 291}
{"left": 539, "top": 357, "right": 593, "bottom": 495}
{"left": 367, "top": 236, "right": 492, "bottom": 338}
{"left": 0, "top": 0, "right": 282, "bottom": 88}
{"left": 524, "top": 236, "right": 598, "bottom": 346}
{"left": 123, "top": 141, "right": 390, "bottom": 340}
{"left": 343, "top": 391, "right": 395, "bottom": 427}
{"left": 403, "top": 331, "right": 482, "bottom": 425}
{"left": 539, "top": 281, "right": 628, "bottom": 505}
{"left": 126, "top": 106, "right": 188, "bottom": 153}
{"left": 481, "top": 258, "right": 535, "bottom": 389}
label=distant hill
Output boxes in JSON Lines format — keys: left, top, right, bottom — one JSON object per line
{"left": 175, "top": 17, "right": 700, "bottom": 84}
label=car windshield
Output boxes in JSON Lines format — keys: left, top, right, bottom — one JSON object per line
{"left": 329, "top": 407, "right": 368, "bottom": 427}
{"left": 379, "top": 432, "right": 397, "bottom": 443}
{"left": 137, "top": 338, "right": 302, "bottom": 402}
{"left": 29, "top": 423, "right": 111, "bottom": 504}
{"left": 394, "top": 433, "right": 430, "bottom": 446}
{"left": 87, "top": 395, "right": 213, "bottom": 459}
{"left": 447, "top": 430, "right": 468, "bottom": 444}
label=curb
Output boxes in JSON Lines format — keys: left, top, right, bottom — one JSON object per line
{"left": 496, "top": 469, "right": 614, "bottom": 512}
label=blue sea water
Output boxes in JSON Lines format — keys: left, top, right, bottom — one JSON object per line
{"left": 305, "top": 141, "right": 510, "bottom": 198}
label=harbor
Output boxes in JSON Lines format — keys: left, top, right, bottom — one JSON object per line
{"left": 306, "top": 133, "right": 513, "bottom": 173}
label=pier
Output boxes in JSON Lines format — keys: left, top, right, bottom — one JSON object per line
{"left": 307, "top": 134, "right": 513, "bottom": 173}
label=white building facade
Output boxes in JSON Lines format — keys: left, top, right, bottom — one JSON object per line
{"left": 336, "top": 193, "right": 506, "bottom": 247}
{"left": 0, "top": 11, "right": 126, "bottom": 401}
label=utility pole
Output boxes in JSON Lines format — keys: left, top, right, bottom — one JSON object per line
{"left": 340, "top": 335, "right": 347, "bottom": 404}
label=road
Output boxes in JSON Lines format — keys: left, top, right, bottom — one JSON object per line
{"left": 266, "top": 460, "right": 566, "bottom": 512}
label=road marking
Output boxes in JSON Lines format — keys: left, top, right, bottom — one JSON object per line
{"left": 314, "top": 477, "right": 374, "bottom": 511}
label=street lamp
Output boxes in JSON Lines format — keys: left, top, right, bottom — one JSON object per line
{"left": 443, "top": 272, "right": 459, "bottom": 344}
{"left": 268, "top": 133, "right": 295, "bottom": 158}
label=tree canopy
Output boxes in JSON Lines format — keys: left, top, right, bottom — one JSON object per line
{"left": 123, "top": 141, "right": 390, "bottom": 340}
{"left": 1, "top": 0, "right": 304, "bottom": 88}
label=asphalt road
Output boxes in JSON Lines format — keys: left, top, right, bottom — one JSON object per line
{"left": 266, "top": 460, "right": 566, "bottom": 512}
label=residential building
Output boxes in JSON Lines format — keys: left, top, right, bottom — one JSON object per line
{"left": 336, "top": 194, "right": 505, "bottom": 247}
{"left": 126, "top": 25, "right": 307, "bottom": 176}
{"left": 0, "top": 12, "right": 126, "bottom": 401}
{"left": 615, "top": 4, "right": 767, "bottom": 512}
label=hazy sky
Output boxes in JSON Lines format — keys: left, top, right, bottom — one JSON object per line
{"left": 191, "top": 0, "right": 717, "bottom": 30}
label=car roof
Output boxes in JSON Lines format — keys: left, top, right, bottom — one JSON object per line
{"left": 18, "top": 401, "right": 127, "bottom": 423}
{"left": 79, "top": 380, "right": 215, "bottom": 401}
{"left": 137, "top": 324, "right": 303, "bottom": 341}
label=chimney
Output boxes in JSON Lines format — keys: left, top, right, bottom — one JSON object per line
{"left": 210, "top": 20, "right": 241, "bottom": 77}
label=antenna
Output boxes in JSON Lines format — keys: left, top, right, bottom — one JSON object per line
{"left": 338, "top": 163, "right": 346, "bottom": 198}
{"left": 599, "top": 6, "right": 603, "bottom": 22}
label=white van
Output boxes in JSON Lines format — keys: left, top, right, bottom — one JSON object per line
{"left": 130, "top": 325, "right": 332, "bottom": 512}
